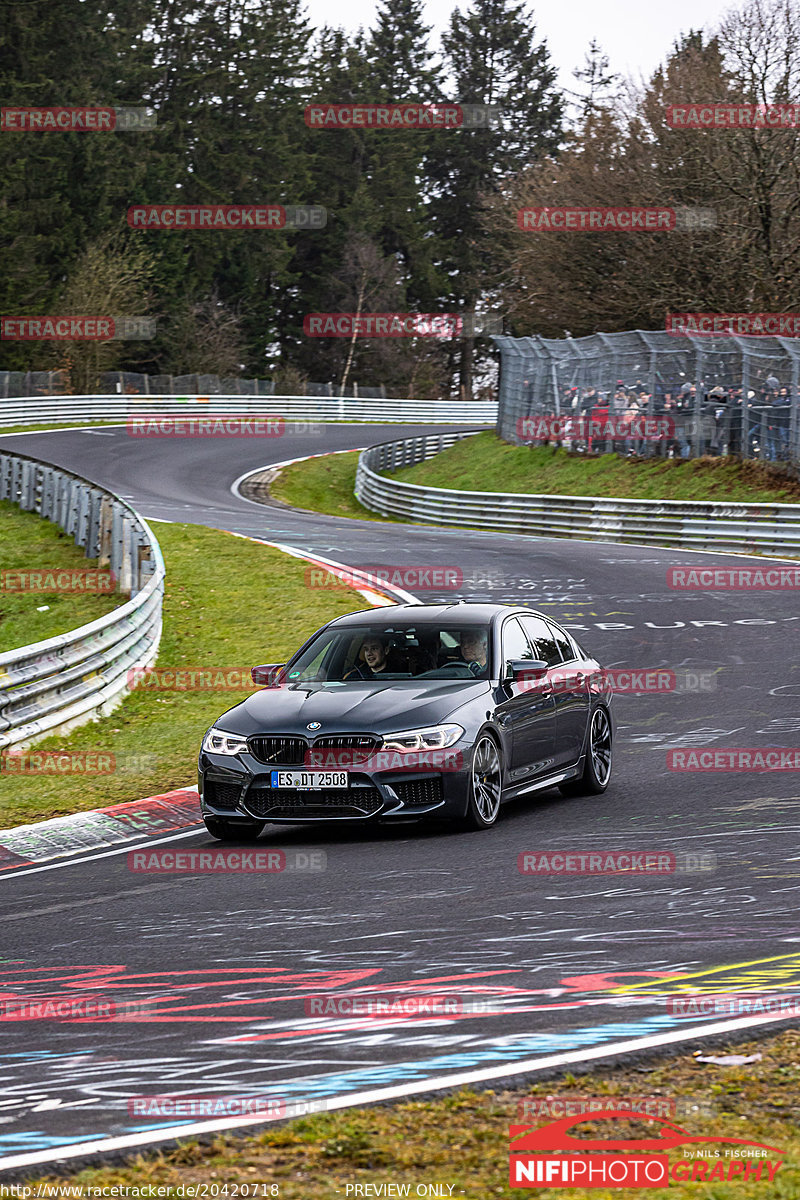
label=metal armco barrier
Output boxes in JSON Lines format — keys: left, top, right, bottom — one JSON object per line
{"left": 0, "top": 395, "right": 497, "bottom": 427}
{"left": 0, "top": 453, "right": 164, "bottom": 750}
{"left": 354, "top": 432, "right": 800, "bottom": 556}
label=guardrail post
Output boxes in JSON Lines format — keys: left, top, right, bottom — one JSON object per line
{"left": 0, "top": 455, "right": 11, "bottom": 501}
{"left": 119, "top": 515, "right": 134, "bottom": 594}
{"left": 75, "top": 484, "right": 91, "bottom": 548}
{"left": 110, "top": 505, "right": 124, "bottom": 576}
{"left": 99, "top": 498, "right": 113, "bottom": 571}
{"left": 86, "top": 488, "right": 103, "bottom": 557}
{"left": 20, "top": 461, "right": 36, "bottom": 510}
{"left": 41, "top": 467, "right": 56, "bottom": 520}
{"left": 64, "top": 479, "right": 80, "bottom": 536}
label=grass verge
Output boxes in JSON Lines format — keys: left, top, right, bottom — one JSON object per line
{"left": 269, "top": 451, "right": 391, "bottom": 521}
{"left": 0, "top": 501, "right": 120, "bottom": 651}
{"left": 0, "top": 420, "right": 124, "bottom": 435}
{"left": 393, "top": 434, "right": 800, "bottom": 503}
{"left": 268, "top": 439, "right": 800, "bottom": 533}
{"left": 0, "top": 522, "right": 370, "bottom": 827}
{"left": 24, "top": 1028, "right": 800, "bottom": 1197}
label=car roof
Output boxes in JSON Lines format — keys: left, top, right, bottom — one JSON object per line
{"left": 327, "top": 603, "right": 551, "bottom": 627}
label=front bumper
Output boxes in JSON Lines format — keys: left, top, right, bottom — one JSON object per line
{"left": 198, "top": 744, "right": 473, "bottom": 823}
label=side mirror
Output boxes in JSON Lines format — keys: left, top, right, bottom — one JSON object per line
{"left": 505, "top": 659, "right": 548, "bottom": 683}
{"left": 251, "top": 663, "right": 286, "bottom": 687}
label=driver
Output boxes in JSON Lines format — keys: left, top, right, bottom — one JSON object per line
{"left": 345, "top": 634, "right": 393, "bottom": 680}
{"left": 459, "top": 628, "right": 489, "bottom": 676}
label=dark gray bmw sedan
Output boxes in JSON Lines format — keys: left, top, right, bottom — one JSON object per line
{"left": 198, "top": 602, "right": 613, "bottom": 838}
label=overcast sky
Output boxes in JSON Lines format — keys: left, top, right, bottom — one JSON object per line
{"left": 303, "top": 0, "right": 738, "bottom": 92}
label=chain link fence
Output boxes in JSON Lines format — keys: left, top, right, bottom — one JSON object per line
{"left": 0, "top": 370, "right": 390, "bottom": 399}
{"left": 493, "top": 331, "right": 800, "bottom": 473}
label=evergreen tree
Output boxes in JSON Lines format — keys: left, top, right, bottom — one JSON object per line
{"left": 428, "top": 0, "right": 563, "bottom": 396}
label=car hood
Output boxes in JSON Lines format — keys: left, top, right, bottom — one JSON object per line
{"left": 215, "top": 679, "right": 490, "bottom": 736}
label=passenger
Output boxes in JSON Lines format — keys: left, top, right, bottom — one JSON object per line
{"left": 345, "top": 635, "right": 393, "bottom": 680}
{"left": 438, "top": 628, "right": 489, "bottom": 676}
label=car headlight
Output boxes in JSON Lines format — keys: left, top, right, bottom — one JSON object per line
{"left": 202, "top": 729, "right": 249, "bottom": 756}
{"left": 381, "top": 724, "right": 464, "bottom": 751}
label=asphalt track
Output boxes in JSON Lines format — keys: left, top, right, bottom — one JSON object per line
{"left": 1, "top": 421, "right": 800, "bottom": 1173}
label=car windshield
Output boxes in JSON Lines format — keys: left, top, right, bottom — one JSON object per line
{"left": 283, "top": 622, "right": 493, "bottom": 683}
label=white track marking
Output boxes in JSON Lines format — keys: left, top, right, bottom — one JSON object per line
{"left": 0, "top": 1010, "right": 796, "bottom": 1171}
{"left": 0, "top": 424, "right": 129, "bottom": 437}
{"left": 0, "top": 828, "right": 203, "bottom": 881}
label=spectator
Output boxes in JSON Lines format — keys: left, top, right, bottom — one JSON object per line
{"left": 707, "top": 386, "right": 728, "bottom": 455}
{"left": 621, "top": 394, "right": 642, "bottom": 455}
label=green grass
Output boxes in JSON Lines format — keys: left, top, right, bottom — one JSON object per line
{"left": 25, "top": 1027, "right": 800, "bottom": 1198}
{"left": 0, "top": 500, "right": 120, "bottom": 651}
{"left": 0, "top": 420, "right": 124, "bottom": 434}
{"left": 270, "top": 450, "right": 392, "bottom": 521}
{"left": 393, "top": 434, "right": 800, "bottom": 503}
{"left": 269, "top": 440, "right": 800, "bottom": 533}
{"left": 0, "top": 522, "right": 371, "bottom": 827}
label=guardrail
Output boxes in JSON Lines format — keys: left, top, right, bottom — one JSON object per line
{"left": 0, "top": 395, "right": 498, "bottom": 427}
{"left": 354, "top": 431, "right": 800, "bottom": 556}
{"left": 0, "top": 454, "right": 164, "bottom": 751}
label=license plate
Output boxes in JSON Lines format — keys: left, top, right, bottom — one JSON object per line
{"left": 269, "top": 770, "right": 348, "bottom": 790}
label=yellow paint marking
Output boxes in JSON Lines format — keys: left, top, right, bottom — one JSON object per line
{"left": 609, "top": 951, "right": 800, "bottom": 995}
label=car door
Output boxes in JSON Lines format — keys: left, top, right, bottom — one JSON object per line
{"left": 518, "top": 614, "right": 591, "bottom": 767}
{"left": 495, "top": 616, "right": 556, "bottom": 785}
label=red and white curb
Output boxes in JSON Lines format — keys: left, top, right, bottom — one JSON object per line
{"left": 0, "top": 787, "right": 201, "bottom": 875}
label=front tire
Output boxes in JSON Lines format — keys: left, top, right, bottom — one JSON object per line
{"left": 559, "top": 706, "right": 612, "bottom": 796}
{"left": 203, "top": 816, "right": 265, "bottom": 842}
{"left": 460, "top": 734, "right": 503, "bottom": 830}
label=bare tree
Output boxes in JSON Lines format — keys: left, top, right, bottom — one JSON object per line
{"left": 170, "top": 290, "right": 247, "bottom": 376}
{"left": 336, "top": 232, "right": 405, "bottom": 394}
{"left": 51, "top": 233, "right": 155, "bottom": 393}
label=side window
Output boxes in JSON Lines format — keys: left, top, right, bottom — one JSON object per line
{"left": 547, "top": 620, "right": 576, "bottom": 663}
{"left": 502, "top": 617, "right": 533, "bottom": 664}
{"left": 517, "top": 615, "right": 561, "bottom": 666}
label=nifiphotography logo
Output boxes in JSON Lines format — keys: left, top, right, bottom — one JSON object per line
{"left": 508, "top": 1110, "right": 785, "bottom": 1188}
